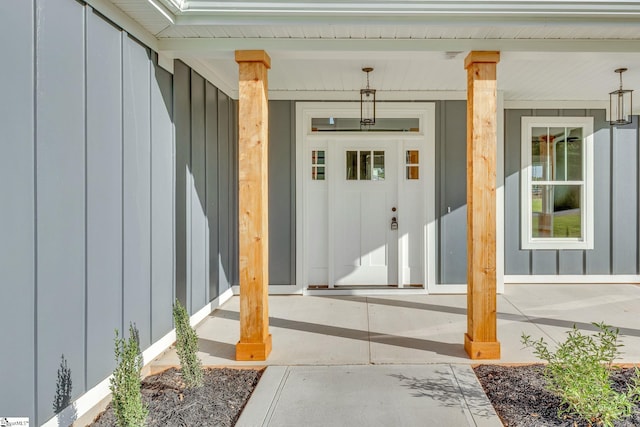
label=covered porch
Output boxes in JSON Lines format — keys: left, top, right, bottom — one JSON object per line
{"left": 153, "top": 284, "right": 640, "bottom": 367}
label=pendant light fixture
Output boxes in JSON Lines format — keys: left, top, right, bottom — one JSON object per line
{"left": 360, "top": 67, "right": 376, "bottom": 126}
{"left": 609, "top": 68, "right": 633, "bottom": 126}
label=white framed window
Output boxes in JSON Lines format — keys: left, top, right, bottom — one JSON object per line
{"left": 521, "top": 117, "right": 594, "bottom": 250}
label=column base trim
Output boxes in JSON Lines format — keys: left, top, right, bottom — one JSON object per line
{"left": 464, "top": 333, "right": 500, "bottom": 360}
{"left": 236, "top": 334, "right": 273, "bottom": 361}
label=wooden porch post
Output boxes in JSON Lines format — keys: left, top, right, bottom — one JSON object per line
{"left": 235, "top": 50, "right": 272, "bottom": 361}
{"left": 464, "top": 51, "right": 501, "bottom": 360}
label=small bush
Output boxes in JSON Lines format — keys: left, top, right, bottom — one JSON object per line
{"left": 173, "top": 300, "right": 203, "bottom": 388}
{"left": 522, "top": 322, "right": 640, "bottom": 427}
{"left": 110, "top": 324, "right": 148, "bottom": 427}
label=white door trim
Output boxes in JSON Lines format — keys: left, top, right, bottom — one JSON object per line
{"left": 295, "top": 102, "right": 436, "bottom": 294}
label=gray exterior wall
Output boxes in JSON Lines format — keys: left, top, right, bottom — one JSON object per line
{"left": 0, "top": 1, "right": 177, "bottom": 424}
{"left": 436, "top": 101, "right": 468, "bottom": 284}
{"left": 173, "top": 60, "right": 240, "bottom": 314}
{"left": 505, "top": 109, "right": 640, "bottom": 275}
{"left": 269, "top": 101, "right": 297, "bottom": 286}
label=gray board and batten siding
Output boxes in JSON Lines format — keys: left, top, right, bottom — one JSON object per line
{"left": 0, "top": 1, "right": 235, "bottom": 425}
{"left": 0, "top": 0, "right": 174, "bottom": 423}
{"left": 173, "top": 59, "right": 240, "bottom": 313}
{"left": 505, "top": 109, "right": 640, "bottom": 276}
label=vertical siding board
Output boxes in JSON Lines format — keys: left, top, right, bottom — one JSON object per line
{"left": 190, "top": 71, "right": 207, "bottom": 312}
{"left": 35, "top": 0, "right": 86, "bottom": 422}
{"left": 151, "top": 55, "right": 174, "bottom": 341}
{"left": 86, "top": 9, "right": 123, "bottom": 388}
{"left": 269, "top": 101, "right": 293, "bottom": 285}
{"left": 558, "top": 251, "right": 583, "bottom": 274}
{"left": 586, "top": 110, "right": 611, "bottom": 274}
{"left": 231, "top": 100, "right": 240, "bottom": 287}
{"left": 531, "top": 251, "right": 558, "bottom": 275}
{"left": 504, "top": 109, "right": 531, "bottom": 274}
{"left": 217, "top": 91, "right": 232, "bottom": 292}
{"left": 435, "top": 101, "right": 444, "bottom": 283}
{"left": 122, "top": 35, "right": 152, "bottom": 349}
{"left": 289, "top": 101, "right": 297, "bottom": 286}
{"left": 205, "top": 83, "right": 220, "bottom": 300}
{"left": 174, "top": 60, "right": 190, "bottom": 308}
{"left": 611, "top": 116, "right": 639, "bottom": 274}
{"left": 441, "top": 101, "right": 468, "bottom": 284}
{"left": 0, "top": 0, "right": 36, "bottom": 421}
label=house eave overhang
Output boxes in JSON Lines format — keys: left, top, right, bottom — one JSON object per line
{"left": 164, "top": 1, "right": 640, "bottom": 25}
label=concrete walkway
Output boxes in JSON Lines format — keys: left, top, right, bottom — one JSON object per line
{"left": 152, "top": 284, "right": 640, "bottom": 426}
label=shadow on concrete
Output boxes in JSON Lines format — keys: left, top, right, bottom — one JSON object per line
{"left": 214, "top": 309, "right": 466, "bottom": 358}
{"left": 391, "top": 367, "right": 495, "bottom": 419}
{"left": 198, "top": 338, "right": 236, "bottom": 361}
{"left": 332, "top": 296, "right": 640, "bottom": 338}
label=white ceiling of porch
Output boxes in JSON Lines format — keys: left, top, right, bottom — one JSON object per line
{"left": 105, "top": 0, "right": 640, "bottom": 105}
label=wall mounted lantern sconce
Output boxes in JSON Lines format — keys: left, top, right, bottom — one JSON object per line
{"left": 360, "top": 67, "right": 376, "bottom": 126}
{"left": 609, "top": 68, "right": 633, "bottom": 126}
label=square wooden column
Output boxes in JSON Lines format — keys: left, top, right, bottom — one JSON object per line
{"left": 235, "top": 50, "right": 272, "bottom": 361}
{"left": 464, "top": 51, "right": 501, "bottom": 360}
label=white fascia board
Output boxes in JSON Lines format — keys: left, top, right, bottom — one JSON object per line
{"left": 148, "top": 0, "right": 177, "bottom": 24}
{"left": 178, "top": 1, "right": 640, "bottom": 17}
{"left": 158, "top": 37, "right": 640, "bottom": 55}
{"left": 85, "top": 0, "right": 160, "bottom": 51}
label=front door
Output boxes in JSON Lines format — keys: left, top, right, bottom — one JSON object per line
{"left": 334, "top": 141, "right": 398, "bottom": 286}
{"left": 298, "top": 102, "right": 436, "bottom": 293}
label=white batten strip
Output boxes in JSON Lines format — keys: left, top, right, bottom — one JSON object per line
{"left": 41, "top": 288, "right": 234, "bottom": 427}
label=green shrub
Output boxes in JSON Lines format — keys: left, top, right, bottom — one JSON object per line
{"left": 110, "top": 324, "right": 148, "bottom": 427}
{"left": 522, "top": 322, "right": 640, "bottom": 427}
{"left": 173, "top": 300, "right": 203, "bottom": 388}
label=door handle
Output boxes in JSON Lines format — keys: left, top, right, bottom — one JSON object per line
{"left": 391, "top": 216, "right": 398, "bottom": 230}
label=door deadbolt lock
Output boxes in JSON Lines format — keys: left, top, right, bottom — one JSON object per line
{"left": 391, "top": 216, "right": 398, "bottom": 230}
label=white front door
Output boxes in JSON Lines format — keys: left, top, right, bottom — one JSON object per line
{"left": 297, "top": 102, "right": 437, "bottom": 293}
{"left": 334, "top": 141, "right": 399, "bottom": 286}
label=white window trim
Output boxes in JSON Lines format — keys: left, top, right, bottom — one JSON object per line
{"left": 520, "top": 116, "right": 594, "bottom": 250}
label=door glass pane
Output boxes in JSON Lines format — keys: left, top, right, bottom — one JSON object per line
{"left": 372, "top": 151, "right": 385, "bottom": 181}
{"left": 406, "top": 166, "right": 419, "bottom": 180}
{"left": 312, "top": 150, "right": 325, "bottom": 165}
{"left": 312, "top": 150, "right": 326, "bottom": 181}
{"left": 312, "top": 166, "right": 325, "bottom": 180}
{"left": 406, "top": 150, "right": 419, "bottom": 164}
{"left": 360, "top": 151, "right": 371, "bottom": 180}
{"left": 346, "top": 151, "right": 357, "bottom": 180}
{"left": 406, "top": 150, "right": 419, "bottom": 180}
{"left": 531, "top": 184, "right": 582, "bottom": 238}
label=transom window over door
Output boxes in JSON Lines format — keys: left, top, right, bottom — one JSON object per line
{"left": 521, "top": 117, "right": 594, "bottom": 250}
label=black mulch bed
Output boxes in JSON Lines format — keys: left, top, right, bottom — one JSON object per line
{"left": 90, "top": 367, "right": 263, "bottom": 427}
{"left": 474, "top": 364, "right": 640, "bottom": 427}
